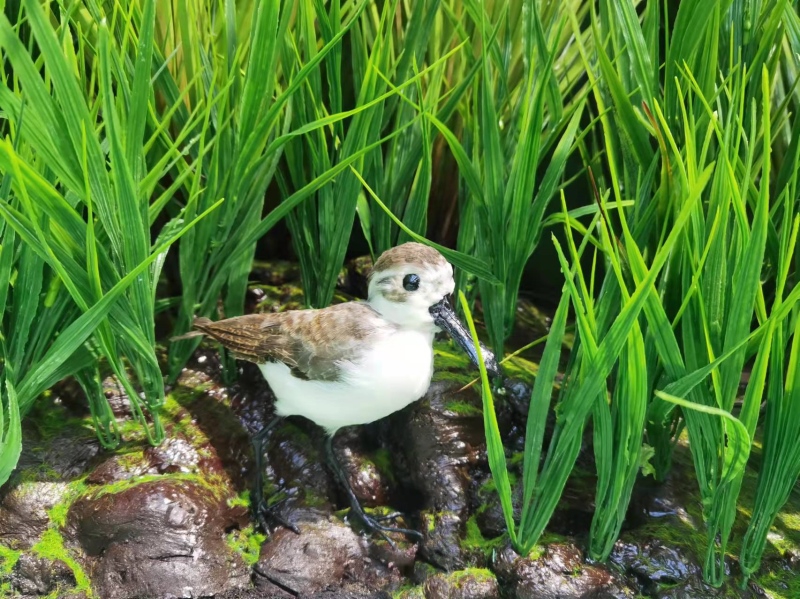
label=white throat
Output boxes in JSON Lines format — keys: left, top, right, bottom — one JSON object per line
{"left": 367, "top": 294, "right": 437, "bottom": 332}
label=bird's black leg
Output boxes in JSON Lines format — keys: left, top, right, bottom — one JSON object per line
{"left": 325, "top": 433, "right": 422, "bottom": 544}
{"left": 251, "top": 416, "right": 300, "bottom": 535}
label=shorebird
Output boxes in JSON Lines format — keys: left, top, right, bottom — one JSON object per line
{"left": 186, "top": 242, "right": 501, "bottom": 541}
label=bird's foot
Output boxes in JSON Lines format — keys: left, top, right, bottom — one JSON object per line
{"left": 351, "top": 509, "right": 422, "bottom": 548}
{"left": 252, "top": 494, "right": 301, "bottom": 536}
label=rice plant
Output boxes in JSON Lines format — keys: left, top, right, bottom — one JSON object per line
{"left": 162, "top": 0, "right": 469, "bottom": 373}
{"left": 466, "top": 162, "right": 704, "bottom": 555}
{"left": 740, "top": 211, "right": 800, "bottom": 579}
{"left": 432, "top": 0, "right": 591, "bottom": 356}
{"left": 575, "top": 0, "right": 800, "bottom": 585}
{"left": 3, "top": 1, "right": 800, "bottom": 591}
{"left": 0, "top": 0, "right": 228, "bottom": 485}
{"left": 278, "top": 0, "right": 446, "bottom": 307}
{"left": 0, "top": 0, "right": 500, "bottom": 481}
{"left": 163, "top": 0, "right": 319, "bottom": 378}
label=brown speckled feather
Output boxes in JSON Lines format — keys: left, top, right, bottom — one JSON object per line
{"left": 192, "top": 302, "right": 393, "bottom": 382}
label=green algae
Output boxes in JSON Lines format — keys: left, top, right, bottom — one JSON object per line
{"left": 501, "top": 355, "right": 539, "bottom": 386}
{"left": 17, "top": 462, "right": 60, "bottom": 484}
{"left": 479, "top": 471, "right": 518, "bottom": 493}
{"left": 739, "top": 469, "right": 800, "bottom": 598}
{"left": 161, "top": 393, "right": 208, "bottom": 441}
{"left": 433, "top": 342, "right": 468, "bottom": 364}
{"left": 527, "top": 543, "right": 545, "bottom": 561}
{"left": 445, "top": 567, "right": 496, "bottom": 586}
{"left": 444, "top": 400, "right": 482, "bottom": 417}
{"left": 278, "top": 420, "right": 317, "bottom": 447}
{"left": 371, "top": 447, "right": 396, "bottom": 483}
{"left": 433, "top": 339, "right": 544, "bottom": 389}
{"left": 424, "top": 512, "right": 436, "bottom": 533}
{"left": 31, "top": 529, "right": 91, "bottom": 597}
{"left": 26, "top": 391, "right": 94, "bottom": 443}
{"left": 461, "top": 514, "right": 504, "bottom": 558}
{"left": 431, "top": 343, "right": 474, "bottom": 385}
{"left": 251, "top": 282, "right": 306, "bottom": 312}
{"left": 87, "top": 471, "right": 228, "bottom": 501}
{"left": 46, "top": 479, "right": 88, "bottom": 528}
{"left": 11, "top": 468, "right": 235, "bottom": 598}
{"left": 408, "top": 568, "right": 497, "bottom": 597}
{"left": 303, "top": 490, "right": 329, "bottom": 508}
{"left": 432, "top": 370, "right": 474, "bottom": 386}
{"left": 7, "top": 476, "right": 101, "bottom": 596}
{"left": 391, "top": 584, "right": 425, "bottom": 599}
{"left": 228, "top": 489, "right": 251, "bottom": 509}
{"left": 225, "top": 525, "right": 266, "bottom": 566}
{"left": 112, "top": 448, "right": 149, "bottom": 471}
{"left": 250, "top": 260, "right": 299, "bottom": 279}
{"left": 610, "top": 441, "right": 800, "bottom": 597}
{"left": 354, "top": 448, "right": 398, "bottom": 487}
{"left": 0, "top": 545, "right": 21, "bottom": 575}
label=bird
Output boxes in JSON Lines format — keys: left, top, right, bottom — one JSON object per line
{"left": 184, "top": 242, "right": 502, "bottom": 541}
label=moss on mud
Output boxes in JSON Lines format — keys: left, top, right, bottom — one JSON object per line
{"left": 30, "top": 529, "right": 91, "bottom": 596}
{"left": 85, "top": 471, "right": 228, "bottom": 501}
{"left": 461, "top": 514, "right": 504, "bottom": 558}
{"left": 225, "top": 525, "right": 266, "bottom": 566}
{"left": 444, "top": 400, "right": 482, "bottom": 417}
{"left": 0, "top": 545, "right": 21, "bottom": 575}
{"left": 446, "top": 566, "right": 496, "bottom": 585}
{"left": 391, "top": 584, "right": 425, "bottom": 599}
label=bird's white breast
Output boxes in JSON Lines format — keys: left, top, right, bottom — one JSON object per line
{"left": 260, "top": 329, "right": 435, "bottom": 434}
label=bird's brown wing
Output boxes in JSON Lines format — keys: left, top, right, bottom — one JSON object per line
{"left": 191, "top": 302, "right": 389, "bottom": 382}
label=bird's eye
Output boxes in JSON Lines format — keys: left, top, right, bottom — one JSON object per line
{"left": 403, "top": 274, "right": 420, "bottom": 291}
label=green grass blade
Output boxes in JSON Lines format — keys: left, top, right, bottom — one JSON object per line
{"left": 459, "top": 290, "right": 517, "bottom": 545}
{"left": 0, "top": 378, "right": 22, "bottom": 488}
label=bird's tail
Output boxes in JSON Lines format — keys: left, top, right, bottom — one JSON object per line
{"left": 169, "top": 317, "right": 214, "bottom": 342}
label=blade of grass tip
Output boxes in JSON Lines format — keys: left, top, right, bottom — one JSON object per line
{"left": 0, "top": 216, "right": 13, "bottom": 322}
{"left": 426, "top": 114, "right": 484, "bottom": 204}
{"left": 270, "top": 32, "right": 465, "bottom": 155}
{"left": 311, "top": 0, "right": 397, "bottom": 308}
{"left": 21, "top": 0, "right": 116, "bottom": 223}
{"left": 458, "top": 290, "right": 517, "bottom": 546}
{"left": 355, "top": 192, "right": 375, "bottom": 260}
{"left": 0, "top": 10, "right": 79, "bottom": 174}
{"left": 125, "top": 0, "right": 156, "bottom": 181}
{"left": 526, "top": 100, "right": 586, "bottom": 254}
{"left": 654, "top": 390, "right": 750, "bottom": 483}
{"left": 718, "top": 67, "right": 771, "bottom": 411}
{"left": 350, "top": 165, "right": 500, "bottom": 285}
{"left": 592, "top": 23, "right": 653, "bottom": 168}
{"left": 99, "top": 19, "right": 149, "bottom": 299}
{"left": 665, "top": 0, "right": 734, "bottom": 121}
{"left": 612, "top": 0, "right": 657, "bottom": 106}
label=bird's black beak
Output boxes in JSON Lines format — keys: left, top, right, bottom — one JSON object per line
{"left": 429, "top": 295, "right": 503, "bottom": 380}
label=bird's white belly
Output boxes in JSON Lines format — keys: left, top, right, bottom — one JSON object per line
{"left": 260, "top": 329, "right": 434, "bottom": 434}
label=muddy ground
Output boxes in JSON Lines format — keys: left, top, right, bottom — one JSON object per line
{"left": 1, "top": 260, "right": 798, "bottom": 599}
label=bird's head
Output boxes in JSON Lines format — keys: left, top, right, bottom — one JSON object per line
{"left": 367, "top": 242, "right": 455, "bottom": 331}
